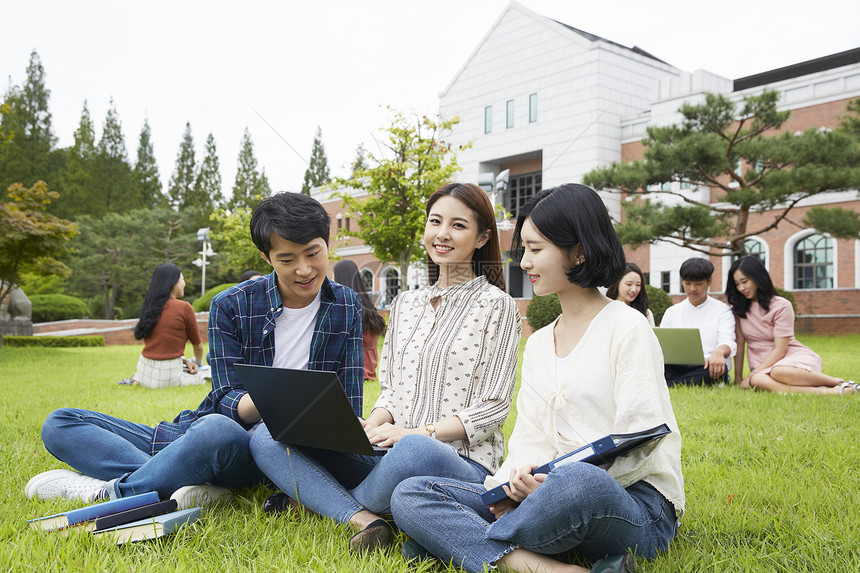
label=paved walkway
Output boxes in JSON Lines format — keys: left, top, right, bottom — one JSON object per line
{"left": 33, "top": 315, "right": 209, "bottom": 346}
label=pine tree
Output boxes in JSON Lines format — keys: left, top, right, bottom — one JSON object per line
{"left": 134, "top": 117, "right": 164, "bottom": 208}
{"left": 73, "top": 100, "right": 96, "bottom": 160}
{"left": 91, "top": 98, "right": 136, "bottom": 216}
{"left": 167, "top": 122, "right": 196, "bottom": 209}
{"left": 230, "top": 127, "right": 268, "bottom": 211}
{"left": 189, "top": 132, "right": 222, "bottom": 227}
{"left": 300, "top": 126, "right": 330, "bottom": 195}
{"left": 350, "top": 143, "right": 368, "bottom": 178}
{"left": 53, "top": 101, "right": 96, "bottom": 218}
{"left": 0, "top": 49, "right": 58, "bottom": 190}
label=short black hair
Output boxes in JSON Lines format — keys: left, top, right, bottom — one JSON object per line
{"left": 511, "top": 183, "right": 625, "bottom": 288}
{"left": 679, "top": 258, "right": 714, "bottom": 282}
{"left": 726, "top": 256, "right": 776, "bottom": 318}
{"left": 250, "top": 192, "right": 330, "bottom": 255}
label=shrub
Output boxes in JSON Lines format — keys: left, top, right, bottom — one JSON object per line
{"left": 3, "top": 335, "right": 105, "bottom": 347}
{"left": 29, "top": 294, "right": 90, "bottom": 322}
{"left": 526, "top": 294, "right": 561, "bottom": 331}
{"left": 193, "top": 283, "right": 237, "bottom": 313}
{"left": 645, "top": 285, "right": 673, "bottom": 325}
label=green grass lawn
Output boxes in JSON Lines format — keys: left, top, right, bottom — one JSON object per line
{"left": 1, "top": 334, "right": 858, "bottom": 572}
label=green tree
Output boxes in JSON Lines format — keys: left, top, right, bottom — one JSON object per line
{"left": 350, "top": 143, "right": 368, "bottom": 178}
{"left": 0, "top": 181, "right": 77, "bottom": 309}
{"left": 168, "top": 122, "right": 197, "bottom": 209}
{"left": 134, "top": 117, "right": 165, "bottom": 208}
{"left": 53, "top": 101, "right": 96, "bottom": 218}
{"left": 210, "top": 207, "right": 264, "bottom": 272}
{"left": 230, "top": 127, "right": 269, "bottom": 211}
{"left": 190, "top": 132, "right": 223, "bottom": 228}
{"left": 583, "top": 90, "right": 860, "bottom": 256}
{"left": 90, "top": 99, "right": 137, "bottom": 216}
{"left": 300, "top": 126, "right": 330, "bottom": 195}
{"left": 68, "top": 208, "right": 198, "bottom": 319}
{"left": 0, "top": 50, "right": 60, "bottom": 191}
{"left": 333, "top": 110, "right": 465, "bottom": 291}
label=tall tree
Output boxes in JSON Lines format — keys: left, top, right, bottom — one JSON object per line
{"left": 300, "top": 126, "right": 330, "bottom": 195}
{"left": 167, "top": 122, "right": 197, "bottom": 209}
{"left": 134, "top": 117, "right": 165, "bottom": 208}
{"left": 333, "top": 110, "right": 465, "bottom": 291}
{"left": 0, "top": 181, "right": 77, "bottom": 309}
{"left": 0, "top": 50, "right": 59, "bottom": 190}
{"left": 90, "top": 99, "right": 137, "bottom": 216}
{"left": 230, "top": 127, "right": 269, "bottom": 211}
{"left": 189, "top": 132, "right": 222, "bottom": 227}
{"left": 583, "top": 90, "right": 860, "bottom": 256}
{"left": 350, "top": 143, "right": 368, "bottom": 178}
{"left": 52, "top": 101, "right": 96, "bottom": 218}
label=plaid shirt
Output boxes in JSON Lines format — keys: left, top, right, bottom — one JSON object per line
{"left": 150, "top": 272, "right": 364, "bottom": 454}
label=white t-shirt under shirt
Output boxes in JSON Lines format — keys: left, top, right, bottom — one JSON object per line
{"left": 272, "top": 290, "right": 321, "bottom": 370}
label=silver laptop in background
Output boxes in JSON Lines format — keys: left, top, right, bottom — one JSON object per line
{"left": 652, "top": 327, "right": 705, "bottom": 365}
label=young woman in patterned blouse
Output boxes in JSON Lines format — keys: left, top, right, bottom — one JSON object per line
{"left": 250, "top": 183, "right": 521, "bottom": 552}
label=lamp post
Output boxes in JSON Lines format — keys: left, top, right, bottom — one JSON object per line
{"left": 194, "top": 227, "right": 215, "bottom": 298}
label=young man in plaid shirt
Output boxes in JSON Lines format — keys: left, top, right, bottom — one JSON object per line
{"left": 26, "top": 192, "right": 364, "bottom": 508}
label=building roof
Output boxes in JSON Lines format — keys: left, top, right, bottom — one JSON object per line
{"left": 734, "top": 47, "right": 860, "bottom": 91}
{"left": 551, "top": 20, "right": 670, "bottom": 65}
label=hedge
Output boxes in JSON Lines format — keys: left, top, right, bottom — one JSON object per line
{"left": 3, "top": 335, "right": 105, "bottom": 347}
{"left": 526, "top": 294, "right": 561, "bottom": 331}
{"left": 645, "top": 285, "right": 673, "bottom": 325}
{"left": 192, "top": 283, "right": 237, "bottom": 313}
{"left": 30, "top": 294, "right": 90, "bottom": 322}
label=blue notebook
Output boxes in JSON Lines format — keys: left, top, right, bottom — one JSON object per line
{"left": 480, "top": 424, "right": 671, "bottom": 505}
{"left": 28, "top": 491, "right": 160, "bottom": 531}
{"left": 92, "top": 507, "right": 202, "bottom": 544}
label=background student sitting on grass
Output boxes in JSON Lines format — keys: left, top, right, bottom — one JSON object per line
{"left": 24, "top": 192, "right": 364, "bottom": 508}
{"left": 660, "top": 258, "right": 736, "bottom": 386}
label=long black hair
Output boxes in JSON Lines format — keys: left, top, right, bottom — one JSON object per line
{"left": 333, "top": 260, "right": 386, "bottom": 336}
{"left": 511, "top": 183, "right": 626, "bottom": 288}
{"left": 606, "top": 262, "right": 650, "bottom": 317}
{"left": 726, "top": 256, "right": 776, "bottom": 318}
{"left": 134, "top": 264, "right": 182, "bottom": 340}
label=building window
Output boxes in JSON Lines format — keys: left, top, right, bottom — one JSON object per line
{"left": 529, "top": 93, "right": 537, "bottom": 123}
{"left": 661, "top": 271, "right": 671, "bottom": 293}
{"left": 484, "top": 106, "right": 492, "bottom": 134}
{"left": 733, "top": 238, "right": 766, "bottom": 265}
{"left": 384, "top": 268, "right": 401, "bottom": 306}
{"left": 345, "top": 217, "right": 350, "bottom": 232}
{"left": 794, "top": 233, "right": 833, "bottom": 289}
{"left": 507, "top": 171, "right": 542, "bottom": 218}
{"left": 506, "top": 100, "right": 514, "bottom": 129}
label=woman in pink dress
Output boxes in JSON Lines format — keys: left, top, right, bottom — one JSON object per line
{"left": 726, "top": 256, "right": 856, "bottom": 395}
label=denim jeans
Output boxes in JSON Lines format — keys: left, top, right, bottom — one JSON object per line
{"left": 249, "top": 425, "right": 489, "bottom": 524}
{"left": 40, "top": 408, "right": 263, "bottom": 499}
{"left": 391, "top": 462, "right": 678, "bottom": 573}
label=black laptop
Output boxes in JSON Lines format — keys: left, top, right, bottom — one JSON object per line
{"left": 233, "top": 364, "right": 387, "bottom": 456}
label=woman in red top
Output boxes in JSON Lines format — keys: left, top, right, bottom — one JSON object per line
{"left": 334, "top": 260, "right": 386, "bottom": 381}
{"left": 120, "top": 264, "right": 207, "bottom": 388}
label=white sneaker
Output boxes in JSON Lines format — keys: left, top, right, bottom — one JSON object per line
{"left": 25, "top": 469, "right": 108, "bottom": 502}
{"left": 170, "top": 484, "right": 232, "bottom": 510}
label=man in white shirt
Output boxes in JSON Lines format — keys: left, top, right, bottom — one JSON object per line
{"left": 660, "top": 258, "right": 737, "bottom": 386}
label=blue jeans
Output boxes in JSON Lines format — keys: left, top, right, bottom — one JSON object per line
{"left": 249, "top": 426, "right": 489, "bottom": 524}
{"left": 391, "top": 463, "right": 678, "bottom": 573}
{"left": 40, "top": 408, "right": 263, "bottom": 499}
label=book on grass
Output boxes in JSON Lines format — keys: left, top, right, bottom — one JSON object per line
{"left": 92, "top": 499, "right": 178, "bottom": 532}
{"left": 480, "top": 423, "right": 672, "bottom": 505}
{"left": 92, "top": 507, "right": 202, "bottom": 544}
{"left": 27, "top": 491, "right": 160, "bottom": 531}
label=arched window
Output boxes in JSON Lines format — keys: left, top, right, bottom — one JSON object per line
{"left": 359, "top": 268, "right": 373, "bottom": 293}
{"left": 793, "top": 233, "right": 833, "bottom": 289}
{"left": 732, "top": 238, "right": 766, "bottom": 264}
{"left": 384, "top": 268, "right": 401, "bottom": 305}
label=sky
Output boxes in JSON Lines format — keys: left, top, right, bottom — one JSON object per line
{"left": 2, "top": 0, "right": 858, "bottom": 199}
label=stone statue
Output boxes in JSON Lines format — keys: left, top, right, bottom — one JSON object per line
{"left": 0, "top": 282, "right": 33, "bottom": 336}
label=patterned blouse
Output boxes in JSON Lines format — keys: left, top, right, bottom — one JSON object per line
{"left": 374, "top": 275, "right": 521, "bottom": 472}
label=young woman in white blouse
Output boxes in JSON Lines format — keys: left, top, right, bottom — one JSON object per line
{"left": 391, "top": 184, "right": 685, "bottom": 573}
{"left": 250, "top": 182, "right": 521, "bottom": 552}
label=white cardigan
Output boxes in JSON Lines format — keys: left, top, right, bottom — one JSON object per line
{"left": 485, "top": 301, "right": 685, "bottom": 518}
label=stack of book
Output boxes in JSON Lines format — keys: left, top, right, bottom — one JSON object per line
{"left": 28, "top": 491, "right": 202, "bottom": 544}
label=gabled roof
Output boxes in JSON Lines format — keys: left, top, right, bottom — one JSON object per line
{"left": 734, "top": 47, "right": 860, "bottom": 91}
{"left": 440, "top": 1, "right": 672, "bottom": 97}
